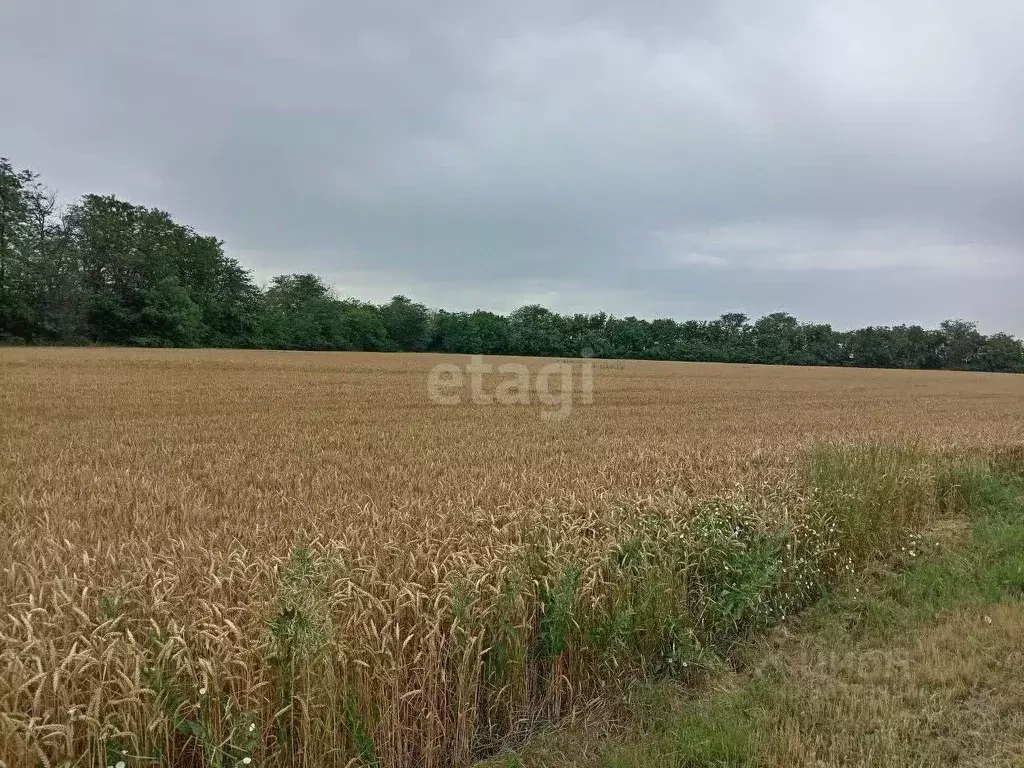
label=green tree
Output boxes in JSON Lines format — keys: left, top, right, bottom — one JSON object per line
{"left": 0, "top": 158, "right": 36, "bottom": 340}
{"left": 335, "top": 300, "right": 389, "bottom": 351}
{"left": 751, "top": 312, "right": 800, "bottom": 364}
{"left": 257, "top": 274, "right": 340, "bottom": 350}
{"left": 138, "top": 275, "right": 207, "bottom": 346}
{"left": 380, "top": 295, "right": 430, "bottom": 351}
{"left": 509, "top": 305, "right": 567, "bottom": 357}
{"left": 978, "top": 333, "right": 1024, "bottom": 373}
{"left": 939, "top": 319, "right": 986, "bottom": 370}
{"left": 430, "top": 310, "right": 483, "bottom": 354}
{"left": 64, "top": 194, "right": 226, "bottom": 345}
{"left": 469, "top": 310, "right": 510, "bottom": 355}
{"left": 799, "top": 322, "right": 841, "bottom": 366}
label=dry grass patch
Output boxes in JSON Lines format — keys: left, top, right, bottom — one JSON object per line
{"left": 759, "top": 602, "right": 1024, "bottom": 767}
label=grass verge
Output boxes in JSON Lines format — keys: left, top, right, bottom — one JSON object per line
{"left": 482, "top": 451, "right": 1024, "bottom": 768}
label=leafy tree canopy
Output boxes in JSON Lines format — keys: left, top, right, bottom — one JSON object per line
{"left": 1, "top": 156, "right": 1021, "bottom": 373}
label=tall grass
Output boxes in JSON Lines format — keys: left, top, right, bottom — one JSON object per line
{"left": 807, "top": 442, "right": 938, "bottom": 564}
{"left": 582, "top": 461, "right": 1024, "bottom": 768}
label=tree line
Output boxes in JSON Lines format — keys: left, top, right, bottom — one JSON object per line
{"left": 2, "top": 156, "right": 1022, "bottom": 372}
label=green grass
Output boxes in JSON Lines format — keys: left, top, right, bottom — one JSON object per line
{"left": 600, "top": 694, "right": 754, "bottom": 768}
{"left": 811, "top": 466, "right": 1024, "bottom": 639}
{"left": 597, "top": 465, "right": 1024, "bottom": 768}
{"left": 481, "top": 451, "right": 1024, "bottom": 768}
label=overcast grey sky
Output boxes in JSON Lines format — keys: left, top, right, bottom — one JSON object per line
{"left": 2, "top": 1, "right": 1023, "bottom": 333}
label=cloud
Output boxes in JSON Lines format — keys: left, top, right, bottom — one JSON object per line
{"left": 1, "top": 0, "right": 1021, "bottom": 333}
{"left": 672, "top": 253, "right": 731, "bottom": 269}
{"left": 672, "top": 221, "right": 1019, "bottom": 273}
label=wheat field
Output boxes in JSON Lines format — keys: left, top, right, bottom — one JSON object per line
{"left": 2, "top": 348, "right": 1023, "bottom": 768}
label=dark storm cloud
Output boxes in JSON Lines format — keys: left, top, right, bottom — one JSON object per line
{"left": 2, "top": 1, "right": 1022, "bottom": 332}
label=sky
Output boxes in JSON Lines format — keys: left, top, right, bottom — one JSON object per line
{"left": 2, "top": 1, "right": 1023, "bottom": 334}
